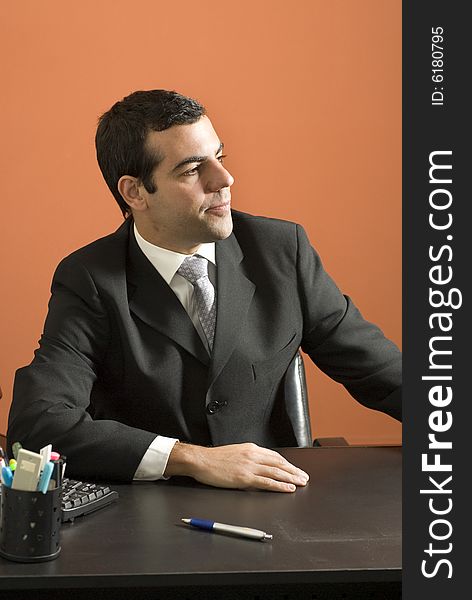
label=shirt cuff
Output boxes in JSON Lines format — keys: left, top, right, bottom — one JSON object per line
{"left": 133, "top": 435, "right": 179, "bottom": 481}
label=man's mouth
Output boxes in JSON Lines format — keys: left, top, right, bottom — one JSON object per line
{"left": 205, "top": 201, "right": 230, "bottom": 213}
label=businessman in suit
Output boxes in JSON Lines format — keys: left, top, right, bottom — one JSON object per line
{"left": 8, "top": 90, "right": 401, "bottom": 492}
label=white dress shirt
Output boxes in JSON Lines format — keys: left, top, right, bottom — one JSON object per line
{"left": 132, "top": 223, "right": 216, "bottom": 481}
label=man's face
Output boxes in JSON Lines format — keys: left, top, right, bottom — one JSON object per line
{"left": 136, "top": 116, "right": 234, "bottom": 253}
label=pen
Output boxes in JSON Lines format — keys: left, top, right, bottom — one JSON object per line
{"left": 48, "top": 458, "right": 63, "bottom": 489}
{"left": 0, "top": 446, "right": 7, "bottom": 464}
{"left": 59, "top": 454, "right": 67, "bottom": 479}
{"left": 181, "top": 518, "right": 273, "bottom": 541}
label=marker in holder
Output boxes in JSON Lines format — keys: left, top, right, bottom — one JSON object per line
{"left": 0, "top": 484, "right": 62, "bottom": 562}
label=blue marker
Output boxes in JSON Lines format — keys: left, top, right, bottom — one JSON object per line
{"left": 1, "top": 465, "right": 13, "bottom": 488}
{"left": 37, "top": 461, "right": 54, "bottom": 494}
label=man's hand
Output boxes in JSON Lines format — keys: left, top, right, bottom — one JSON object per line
{"left": 164, "top": 442, "right": 309, "bottom": 492}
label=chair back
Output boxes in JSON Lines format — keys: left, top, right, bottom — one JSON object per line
{"left": 284, "top": 351, "right": 313, "bottom": 447}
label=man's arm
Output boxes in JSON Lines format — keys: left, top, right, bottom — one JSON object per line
{"left": 295, "top": 224, "right": 402, "bottom": 421}
{"left": 7, "top": 257, "right": 158, "bottom": 481}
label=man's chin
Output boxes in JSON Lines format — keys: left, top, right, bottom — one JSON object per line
{"left": 204, "top": 211, "right": 233, "bottom": 241}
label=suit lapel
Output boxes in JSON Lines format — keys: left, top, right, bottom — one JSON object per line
{"left": 127, "top": 227, "right": 210, "bottom": 367}
{"left": 124, "top": 220, "right": 255, "bottom": 374}
{"left": 208, "top": 233, "right": 256, "bottom": 387}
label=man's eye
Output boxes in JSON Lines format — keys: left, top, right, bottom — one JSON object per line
{"left": 183, "top": 166, "right": 199, "bottom": 176}
{"left": 183, "top": 155, "right": 227, "bottom": 176}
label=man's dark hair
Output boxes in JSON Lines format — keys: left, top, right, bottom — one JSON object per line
{"left": 95, "top": 90, "right": 206, "bottom": 217}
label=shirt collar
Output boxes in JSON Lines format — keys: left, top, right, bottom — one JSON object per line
{"left": 133, "top": 223, "right": 216, "bottom": 285}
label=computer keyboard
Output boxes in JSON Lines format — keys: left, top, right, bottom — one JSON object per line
{"left": 61, "top": 477, "right": 119, "bottom": 522}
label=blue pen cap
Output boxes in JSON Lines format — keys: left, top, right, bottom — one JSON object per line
{"left": 1, "top": 466, "right": 13, "bottom": 488}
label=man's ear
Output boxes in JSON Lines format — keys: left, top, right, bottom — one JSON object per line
{"left": 118, "top": 176, "right": 148, "bottom": 212}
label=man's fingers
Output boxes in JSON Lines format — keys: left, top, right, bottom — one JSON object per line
{"left": 250, "top": 476, "right": 297, "bottom": 493}
{"left": 273, "top": 459, "right": 309, "bottom": 482}
{"left": 259, "top": 465, "right": 309, "bottom": 486}
{"left": 253, "top": 448, "right": 309, "bottom": 481}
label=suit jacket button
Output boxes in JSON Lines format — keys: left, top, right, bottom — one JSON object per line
{"left": 207, "top": 401, "right": 219, "bottom": 414}
{"left": 207, "top": 400, "right": 227, "bottom": 414}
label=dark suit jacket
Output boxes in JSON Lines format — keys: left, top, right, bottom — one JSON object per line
{"left": 8, "top": 211, "right": 401, "bottom": 481}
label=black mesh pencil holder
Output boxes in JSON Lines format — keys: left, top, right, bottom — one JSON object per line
{"left": 0, "top": 484, "right": 62, "bottom": 562}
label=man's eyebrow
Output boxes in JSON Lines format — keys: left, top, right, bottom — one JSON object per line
{"left": 171, "top": 142, "right": 224, "bottom": 173}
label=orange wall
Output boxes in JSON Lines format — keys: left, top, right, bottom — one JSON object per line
{"left": 0, "top": 0, "right": 401, "bottom": 444}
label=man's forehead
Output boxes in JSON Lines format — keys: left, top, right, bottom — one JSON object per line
{"left": 145, "top": 116, "right": 220, "bottom": 162}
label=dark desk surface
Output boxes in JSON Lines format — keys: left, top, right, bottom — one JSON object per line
{"left": 0, "top": 447, "right": 401, "bottom": 593}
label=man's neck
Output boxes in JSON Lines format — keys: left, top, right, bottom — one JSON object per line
{"left": 133, "top": 221, "right": 201, "bottom": 255}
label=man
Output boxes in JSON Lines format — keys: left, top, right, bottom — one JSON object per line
{"left": 7, "top": 90, "right": 401, "bottom": 492}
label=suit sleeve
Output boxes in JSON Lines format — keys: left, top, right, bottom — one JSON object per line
{"left": 7, "top": 257, "right": 157, "bottom": 482}
{"left": 296, "top": 224, "right": 402, "bottom": 421}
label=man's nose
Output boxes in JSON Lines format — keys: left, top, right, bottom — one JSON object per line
{"left": 206, "top": 161, "right": 234, "bottom": 193}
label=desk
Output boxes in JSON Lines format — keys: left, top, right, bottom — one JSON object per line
{"left": 0, "top": 447, "right": 401, "bottom": 599}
